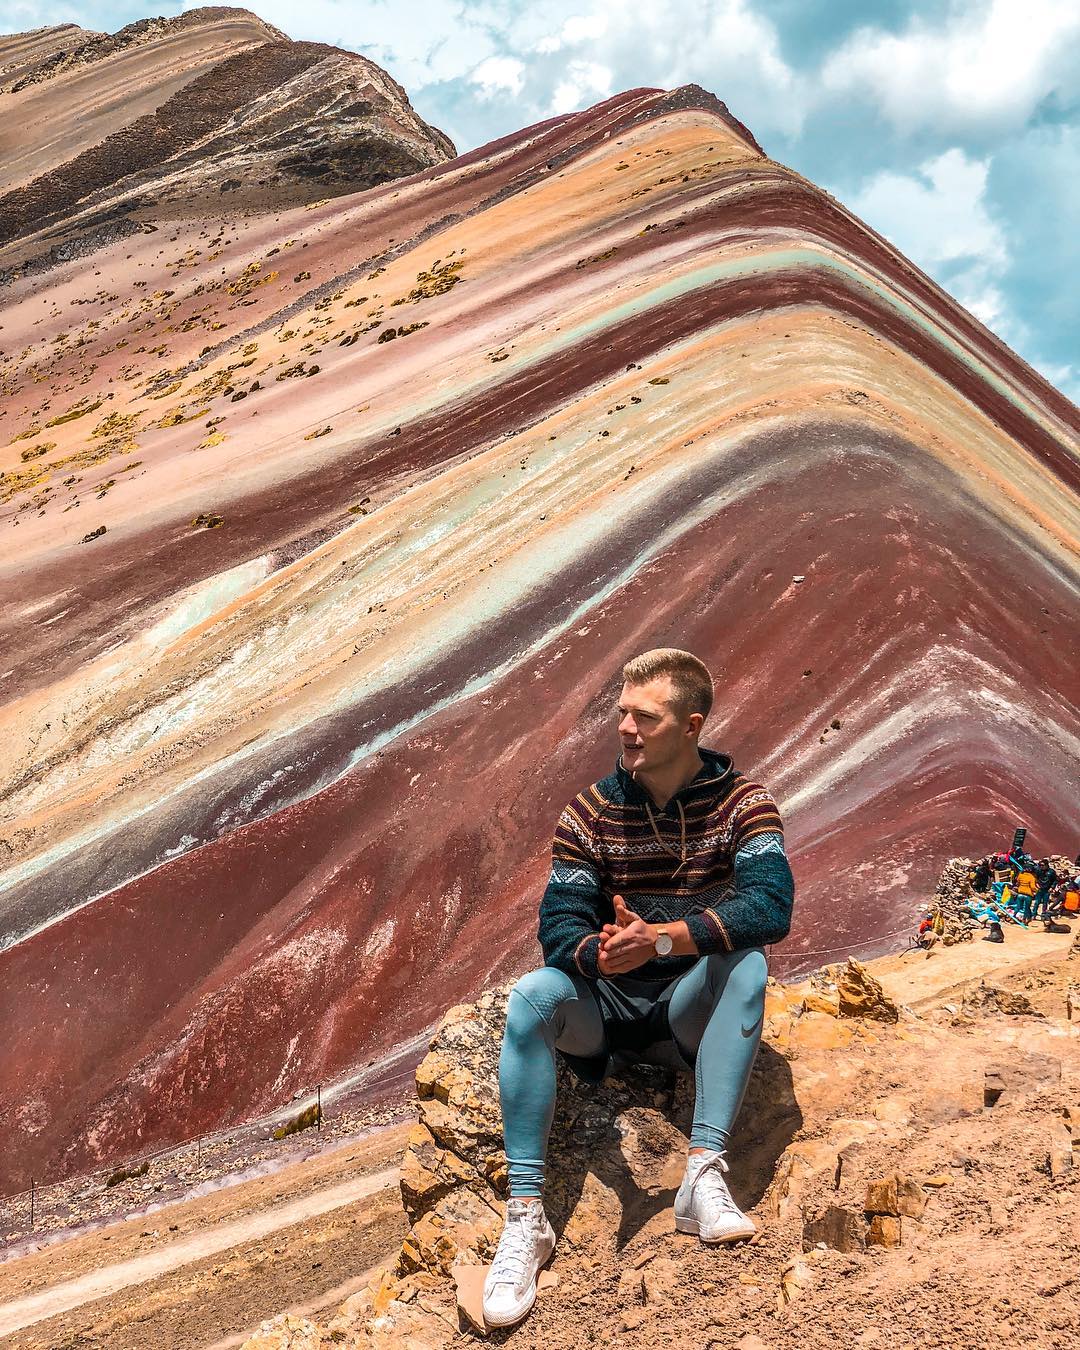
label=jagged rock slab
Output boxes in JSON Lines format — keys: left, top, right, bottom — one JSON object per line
{"left": 0, "top": 49, "right": 1077, "bottom": 1196}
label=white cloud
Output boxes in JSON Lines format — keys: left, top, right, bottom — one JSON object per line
{"left": 550, "top": 58, "right": 613, "bottom": 114}
{"left": 847, "top": 148, "right": 1007, "bottom": 274}
{"left": 954, "top": 273, "right": 1010, "bottom": 329}
{"left": 469, "top": 55, "right": 525, "bottom": 99}
{"left": 524, "top": 0, "right": 806, "bottom": 137}
{"left": 1, "top": 0, "right": 106, "bottom": 31}
{"left": 179, "top": 0, "right": 501, "bottom": 91}
{"left": 536, "top": 12, "right": 609, "bottom": 54}
{"left": 822, "top": 0, "right": 1080, "bottom": 136}
{"left": 845, "top": 148, "right": 1029, "bottom": 346}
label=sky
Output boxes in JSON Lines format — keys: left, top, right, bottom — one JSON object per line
{"left": 2, "top": 0, "right": 1077, "bottom": 400}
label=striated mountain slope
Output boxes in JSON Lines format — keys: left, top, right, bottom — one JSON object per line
{"left": 0, "top": 23, "right": 106, "bottom": 87}
{"left": 0, "top": 63, "right": 1077, "bottom": 1195}
{"left": 0, "top": 8, "right": 454, "bottom": 269}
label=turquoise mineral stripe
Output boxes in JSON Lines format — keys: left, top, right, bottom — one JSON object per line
{"left": 535, "top": 243, "right": 1065, "bottom": 441}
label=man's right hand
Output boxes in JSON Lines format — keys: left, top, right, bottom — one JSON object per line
{"left": 598, "top": 894, "right": 656, "bottom": 976}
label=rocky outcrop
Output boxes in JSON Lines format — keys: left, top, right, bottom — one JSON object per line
{"left": 0, "top": 24, "right": 106, "bottom": 89}
{"left": 0, "top": 11, "right": 287, "bottom": 93}
{"left": 241, "top": 933, "right": 1080, "bottom": 1347}
{"left": 398, "top": 985, "right": 696, "bottom": 1278}
{"left": 835, "top": 959, "right": 900, "bottom": 1022}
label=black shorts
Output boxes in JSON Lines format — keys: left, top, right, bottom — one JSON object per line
{"left": 559, "top": 972, "right": 692, "bottom": 1085}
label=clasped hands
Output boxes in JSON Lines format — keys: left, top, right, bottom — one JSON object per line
{"left": 598, "top": 894, "right": 658, "bottom": 977}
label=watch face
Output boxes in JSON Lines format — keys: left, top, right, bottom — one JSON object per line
{"left": 656, "top": 932, "right": 673, "bottom": 956}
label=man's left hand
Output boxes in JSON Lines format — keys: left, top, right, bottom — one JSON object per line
{"left": 599, "top": 894, "right": 656, "bottom": 975}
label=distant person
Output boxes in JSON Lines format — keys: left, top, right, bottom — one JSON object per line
{"left": 1032, "top": 859, "right": 1058, "bottom": 923}
{"left": 1012, "top": 862, "right": 1040, "bottom": 923}
{"left": 964, "top": 893, "right": 1005, "bottom": 942}
{"left": 482, "top": 649, "right": 794, "bottom": 1329}
{"left": 1057, "top": 872, "right": 1080, "bottom": 916}
{"left": 990, "top": 858, "right": 1013, "bottom": 914}
{"left": 964, "top": 858, "right": 1007, "bottom": 941}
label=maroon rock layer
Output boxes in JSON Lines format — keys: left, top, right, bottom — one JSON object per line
{"left": 0, "top": 63, "right": 1076, "bottom": 1197}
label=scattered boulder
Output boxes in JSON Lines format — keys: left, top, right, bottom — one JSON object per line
{"left": 802, "top": 1204, "right": 866, "bottom": 1253}
{"left": 866, "top": 1214, "right": 902, "bottom": 1248}
{"left": 778, "top": 1249, "right": 825, "bottom": 1307}
{"left": 241, "top": 1315, "right": 326, "bottom": 1349}
{"left": 800, "top": 974, "right": 841, "bottom": 1017}
{"left": 983, "top": 1053, "right": 1062, "bottom": 1108}
{"left": 922, "top": 1173, "right": 952, "bottom": 1188}
{"left": 961, "top": 982, "right": 1044, "bottom": 1018}
{"left": 864, "top": 1174, "right": 926, "bottom": 1219}
{"left": 836, "top": 959, "right": 900, "bottom": 1022}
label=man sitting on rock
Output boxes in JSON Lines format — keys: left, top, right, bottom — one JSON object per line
{"left": 482, "top": 647, "right": 795, "bottom": 1328}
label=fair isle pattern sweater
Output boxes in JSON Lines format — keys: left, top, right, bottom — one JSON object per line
{"left": 538, "top": 748, "right": 794, "bottom": 983}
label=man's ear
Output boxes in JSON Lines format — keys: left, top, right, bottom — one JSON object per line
{"left": 687, "top": 712, "right": 704, "bottom": 738}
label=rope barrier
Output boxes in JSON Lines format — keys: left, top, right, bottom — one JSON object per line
{"left": 778, "top": 924, "right": 917, "bottom": 962}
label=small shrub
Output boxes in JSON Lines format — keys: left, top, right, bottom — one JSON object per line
{"left": 105, "top": 1160, "right": 149, "bottom": 1188}
{"left": 272, "top": 1102, "right": 322, "bottom": 1141}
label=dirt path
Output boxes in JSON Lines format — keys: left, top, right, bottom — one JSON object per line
{"left": 0, "top": 1166, "right": 398, "bottom": 1337}
{"left": 870, "top": 924, "right": 1067, "bottom": 1008}
{"left": 0, "top": 1123, "right": 411, "bottom": 1349}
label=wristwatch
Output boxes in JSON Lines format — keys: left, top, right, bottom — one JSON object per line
{"left": 653, "top": 927, "right": 674, "bottom": 957}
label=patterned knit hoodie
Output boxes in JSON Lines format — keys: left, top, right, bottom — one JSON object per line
{"left": 538, "top": 747, "right": 794, "bottom": 983}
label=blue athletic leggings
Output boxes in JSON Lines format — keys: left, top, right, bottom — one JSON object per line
{"left": 498, "top": 949, "right": 768, "bottom": 1196}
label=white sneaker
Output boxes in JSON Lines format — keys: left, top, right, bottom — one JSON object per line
{"left": 675, "top": 1150, "right": 757, "bottom": 1244}
{"left": 482, "top": 1198, "right": 556, "bottom": 1327}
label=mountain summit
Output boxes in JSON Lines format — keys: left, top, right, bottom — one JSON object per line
{"left": 0, "top": 7, "right": 454, "bottom": 269}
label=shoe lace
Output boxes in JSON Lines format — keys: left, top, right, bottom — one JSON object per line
{"left": 489, "top": 1205, "right": 537, "bottom": 1285}
{"left": 691, "top": 1155, "right": 741, "bottom": 1213}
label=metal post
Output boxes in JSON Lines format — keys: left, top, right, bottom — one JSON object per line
{"left": 317, "top": 1083, "right": 322, "bottom": 1132}
{"left": 30, "top": 1177, "right": 34, "bottom": 1229}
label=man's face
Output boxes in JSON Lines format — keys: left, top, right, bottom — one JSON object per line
{"left": 617, "top": 676, "right": 694, "bottom": 774}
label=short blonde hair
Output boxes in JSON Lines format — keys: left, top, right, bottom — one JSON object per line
{"left": 622, "top": 648, "right": 713, "bottom": 720}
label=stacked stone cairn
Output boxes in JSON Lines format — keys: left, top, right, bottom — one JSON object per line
{"left": 921, "top": 857, "right": 984, "bottom": 943}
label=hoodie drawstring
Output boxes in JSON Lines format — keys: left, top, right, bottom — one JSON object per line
{"left": 645, "top": 798, "right": 689, "bottom": 877}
